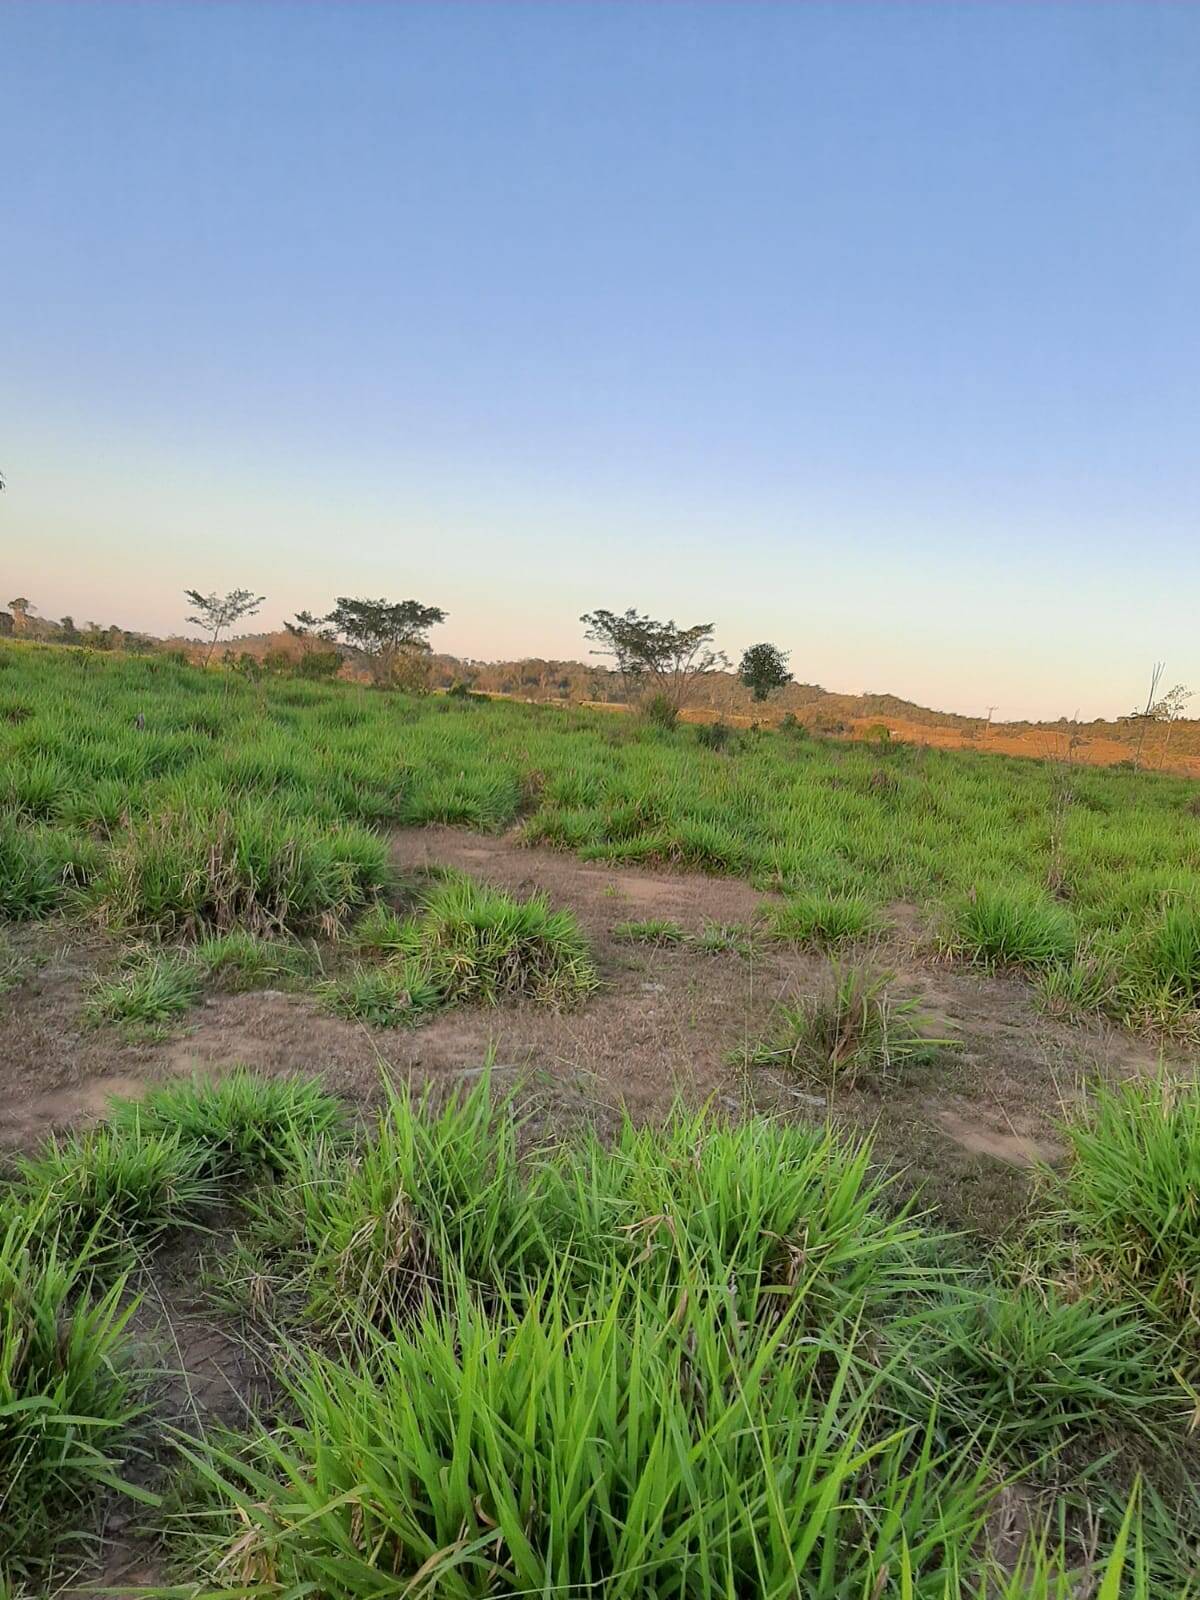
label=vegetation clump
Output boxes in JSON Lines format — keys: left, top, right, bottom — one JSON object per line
{"left": 0, "top": 1208, "right": 141, "bottom": 1580}
{"left": 737, "top": 964, "right": 953, "bottom": 1089}
{"left": 765, "top": 890, "right": 882, "bottom": 948}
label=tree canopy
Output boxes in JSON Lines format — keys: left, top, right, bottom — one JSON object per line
{"left": 580, "top": 608, "right": 727, "bottom": 710}
{"left": 184, "top": 588, "right": 266, "bottom": 665}
{"left": 738, "top": 642, "right": 793, "bottom": 703}
{"left": 324, "top": 597, "right": 447, "bottom": 685}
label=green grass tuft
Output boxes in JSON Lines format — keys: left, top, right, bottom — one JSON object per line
{"left": 95, "top": 805, "right": 389, "bottom": 938}
{"left": 1041, "top": 1077, "right": 1200, "bottom": 1325}
{"left": 414, "top": 875, "right": 598, "bottom": 1006}
{"left": 765, "top": 891, "right": 882, "bottom": 948}
{"left": 84, "top": 947, "right": 202, "bottom": 1035}
{"left": 108, "top": 1070, "right": 345, "bottom": 1177}
{"left": 0, "top": 1206, "right": 142, "bottom": 1578}
{"left": 612, "top": 916, "right": 686, "bottom": 945}
{"left": 17, "top": 1123, "right": 215, "bottom": 1255}
{"left": 947, "top": 886, "right": 1077, "bottom": 969}
{"left": 736, "top": 964, "right": 954, "bottom": 1090}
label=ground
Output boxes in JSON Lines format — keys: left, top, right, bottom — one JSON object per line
{"left": 1, "top": 822, "right": 1187, "bottom": 1595}
{"left": 2, "top": 824, "right": 1170, "bottom": 1234}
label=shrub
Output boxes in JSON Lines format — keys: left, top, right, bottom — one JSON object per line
{"left": 108, "top": 1071, "right": 344, "bottom": 1177}
{"left": 0, "top": 1208, "right": 141, "bottom": 1578}
{"left": 765, "top": 891, "right": 882, "bottom": 948}
{"left": 948, "top": 886, "right": 1077, "bottom": 969}
{"left": 638, "top": 691, "right": 678, "bottom": 730}
{"left": 737, "top": 965, "right": 954, "bottom": 1090}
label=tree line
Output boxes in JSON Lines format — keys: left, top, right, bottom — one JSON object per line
{"left": 184, "top": 589, "right": 793, "bottom": 716}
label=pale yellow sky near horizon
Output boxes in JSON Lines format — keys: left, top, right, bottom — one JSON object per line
{"left": 2, "top": 425, "right": 1193, "bottom": 726}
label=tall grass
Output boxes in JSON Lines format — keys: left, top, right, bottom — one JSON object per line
{"left": 176, "top": 1272, "right": 994, "bottom": 1599}
{"left": 95, "top": 804, "right": 388, "bottom": 937}
{"left": 0, "top": 1205, "right": 143, "bottom": 1577}
{"left": 1040, "top": 1077, "right": 1200, "bottom": 1324}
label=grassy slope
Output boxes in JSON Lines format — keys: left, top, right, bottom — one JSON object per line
{"left": 1, "top": 639, "right": 1198, "bottom": 1029}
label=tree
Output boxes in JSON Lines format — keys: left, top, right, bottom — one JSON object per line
{"left": 284, "top": 609, "right": 337, "bottom": 648}
{"left": 579, "top": 608, "right": 728, "bottom": 712}
{"left": 184, "top": 588, "right": 265, "bottom": 666}
{"left": 738, "top": 642, "right": 793, "bottom": 703}
{"left": 324, "top": 596, "right": 447, "bottom": 686}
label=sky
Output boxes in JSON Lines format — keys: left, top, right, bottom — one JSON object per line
{"left": 2, "top": 2, "right": 1197, "bottom": 721}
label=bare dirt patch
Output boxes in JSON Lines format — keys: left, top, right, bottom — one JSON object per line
{"left": 0, "top": 825, "right": 1182, "bottom": 1237}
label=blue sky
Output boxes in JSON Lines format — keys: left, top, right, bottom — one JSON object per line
{"left": 2, "top": 2, "right": 1197, "bottom": 719}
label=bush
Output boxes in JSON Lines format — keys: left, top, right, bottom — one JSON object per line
{"left": 638, "top": 692, "right": 678, "bottom": 730}
{"left": 737, "top": 964, "right": 954, "bottom": 1090}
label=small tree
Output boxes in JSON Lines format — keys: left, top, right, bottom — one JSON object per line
{"left": 324, "top": 596, "right": 447, "bottom": 687}
{"left": 738, "top": 642, "right": 793, "bottom": 703}
{"left": 580, "top": 608, "right": 728, "bottom": 713}
{"left": 184, "top": 588, "right": 266, "bottom": 666}
{"left": 284, "top": 609, "right": 338, "bottom": 648}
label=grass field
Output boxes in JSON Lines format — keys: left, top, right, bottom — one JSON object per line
{"left": 2, "top": 641, "right": 1199, "bottom": 1033}
{"left": 2, "top": 639, "right": 1200, "bottom": 1592}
